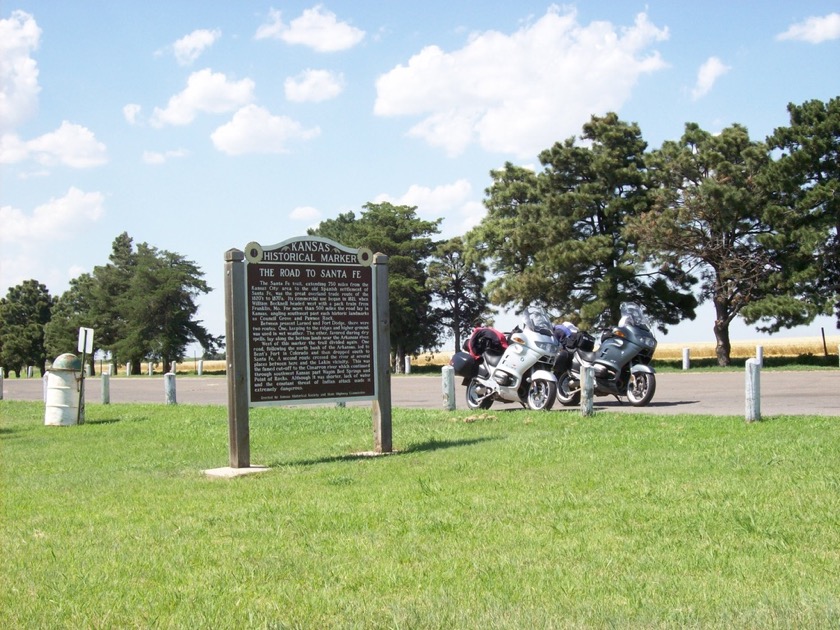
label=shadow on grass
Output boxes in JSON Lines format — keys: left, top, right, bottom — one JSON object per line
{"left": 274, "top": 436, "right": 499, "bottom": 468}
{"left": 595, "top": 399, "right": 701, "bottom": 409}
{"left": 84, "top": 417, "right": 124, "bottom": 425}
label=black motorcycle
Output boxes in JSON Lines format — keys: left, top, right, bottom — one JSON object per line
{"left": 554, "top": 302, "right": 657, "bottom": 407}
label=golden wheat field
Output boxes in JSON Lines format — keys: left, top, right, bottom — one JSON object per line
{"left": 415, "top": 334, "right": 840, "bottom": 367}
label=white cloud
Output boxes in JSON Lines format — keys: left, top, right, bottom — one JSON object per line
{"left": 173, "top": 28, "right": 221, "bottom": 65}
{"left": 0, "top": 121, "right": 107, "bottom": 168}
{"left": 691, "top": 56, "right": 731, "bottom": 100}
{"left": 373, "top": 179, "right": 483, "bottom": 237}
{"left": 0, "top": 10, "right": 41, "bottom": 130}
{"left": 0, "top": 132, "right": 29, "bottom": 163}
{"left": 0, "top": 187, "right": 105, "bottom": 244}
{"left": 375, "top": 179, "right": 473, "bottom": 215}
{"left": 374, "top": 7, "right": 669, "bottom": 158}
{"left": 210, "top": 105, "right": 321, "bottom": 155}
{"left": 290, "top": 206, "right": 322, "bottom": 221}
{"left": 0, "top": 188, "right": 105, "bottom": 293}
{"left": 151, "top": 68, "right": 255, "bottom": 127}
{"left": 777, "top": 13, "right": 840, "bottom": 43}
{"left": 123, "top": 103, "right": 142, "bottom": 125}
{"left": 255, "top": 6, "right": 364, "bottom": 52}
{"left": 285, "top": 69, "right": 345, "bottom": 102}
{"left": 142, "top": 148, "right": 189, "bottom": 165}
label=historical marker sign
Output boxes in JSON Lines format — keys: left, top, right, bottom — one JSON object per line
{"left": 243, "top": 237, "right": 376, "bottom": 405}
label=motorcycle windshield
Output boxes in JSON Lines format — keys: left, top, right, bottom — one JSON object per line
{"left": 620, "top": 302, "right": 652, "bottom": 331}
{"left": 522, "top": 306, "right": 553, "bottom": 336}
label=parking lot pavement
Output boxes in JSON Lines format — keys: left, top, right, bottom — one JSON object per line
{"left": 2, "top": 371, "right": 838, "bottom": 416}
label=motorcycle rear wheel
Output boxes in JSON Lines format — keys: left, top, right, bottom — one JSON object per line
{"left": 527, "top": 378, "right": 557, "bottom": 411}
{"left": 466, "top": 378, "right": 494, "bottom": 410}
{"left": 555, "top": 372, "right": 581, "bottom": 406}
{"left": 626, "top": 372, "right": 656, "bottom": 406}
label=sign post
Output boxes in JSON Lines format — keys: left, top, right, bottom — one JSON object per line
{"left": 77, "top": 327, "right": 94, "bottom": 425}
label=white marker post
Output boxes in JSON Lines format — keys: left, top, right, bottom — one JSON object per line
{"left": 745, "top": 358, "right": 761, "bottom": 423}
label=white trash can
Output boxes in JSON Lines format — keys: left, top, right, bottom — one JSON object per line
{"left": 45, "top": 353, "right": 83, "bottom": 426}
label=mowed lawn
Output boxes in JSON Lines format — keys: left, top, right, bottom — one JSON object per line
{"left": 2, "top": 401, "right": 839, "bottom": 628}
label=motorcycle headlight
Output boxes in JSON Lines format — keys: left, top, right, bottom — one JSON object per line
{"left": 642, "top": 337, "right": 657, "bottom": 349}
{"left": 536, "top": 341, "right": 558, "bottom": 354}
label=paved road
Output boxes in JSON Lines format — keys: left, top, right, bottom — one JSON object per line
{"left": 2, "top": 371, "right": 838, "bottom": 416}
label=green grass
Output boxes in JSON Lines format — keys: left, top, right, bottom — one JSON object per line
{"left": 2, "top": 401, "right": 839, "bottom": 629}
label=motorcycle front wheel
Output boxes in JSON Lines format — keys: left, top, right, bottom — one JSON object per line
{"left": 626, "top": 372, "right": 656, "bottom": 406}
{"left": 466, "top": 378, "right": 494, "bottom": 410}
{"left": 526, "top": 378, "right": 557, "bottom": 411}
{"left": 555, "top": 372, "right": 581, "bottom": 406}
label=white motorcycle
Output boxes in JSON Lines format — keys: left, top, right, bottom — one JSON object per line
{"left": 450, "top": 305, "right": 559, "bottom": 411}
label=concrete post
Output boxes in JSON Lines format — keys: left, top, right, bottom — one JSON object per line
{"left": 101, "top": 373, "right": 110, "bottom": 404}
{"left": 442, "top": 365, "right": 455, "bottom": 411}
{"left": 126, "top": 363, "right": 132, "bottom": 376}
{"left": 197, "top": 359, "right": 204, "bottom": 376}
{"left": 745, "top": 359, "right": 761, "bottom": 422}
{"left": 404, "top": 355, "right": 411, "bottom": 374}
{"left": 147, "top": 362, "right": 154, "bottom": 376}
{"left": 581, "top": 366, "right": 594, "bottom": 416}
{"left": 165, "top": 372, "right": 177, "bottom": 405}
{"left": 756, "top": 345, "right": 764, "bottom": 368}
{"left": 682, "top": 348, "right": 690, "bottom": 370}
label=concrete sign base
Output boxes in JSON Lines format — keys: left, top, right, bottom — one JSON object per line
{"left": 204, "top": 465, "right": 270, "bottom": 478}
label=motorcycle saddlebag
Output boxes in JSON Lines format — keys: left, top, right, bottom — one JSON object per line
{"left": 450, "top": 351, "right": 478, "bottom": 378}
{"left": 553, "top": 349, "right": 572, "bottom": 375}
{"left": 563, "top": 330, "right": 595, "bottom": 352}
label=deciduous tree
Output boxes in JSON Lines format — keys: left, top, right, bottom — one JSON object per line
{"left": 0, "top": 280, "right": 54, "bottom": 376}
{"left": 426, "top": 237, "right": 492, "bottom": 352}
{"left": 310, "top": 202, "right": 442, "bottom": 371}
{"left": 631, "top": 123, "right": 775, "bottom": 365}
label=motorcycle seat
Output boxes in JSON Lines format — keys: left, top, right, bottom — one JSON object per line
{"left": 484, "top": 351, "right": 504, "bottom": 367}
{"left": 577, "top": 349, "right": 599, "bottom": 364}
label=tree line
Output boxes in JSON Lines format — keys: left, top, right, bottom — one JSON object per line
{"left": 1, "top": 96, "right": 837, "bottom": 373}
{"left": 0, "top": 234, "right": 221, "bottom": 376}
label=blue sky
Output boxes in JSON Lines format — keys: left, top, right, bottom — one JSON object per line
{"left": 2, "top": 1, "right": 839, "bottom": 348}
